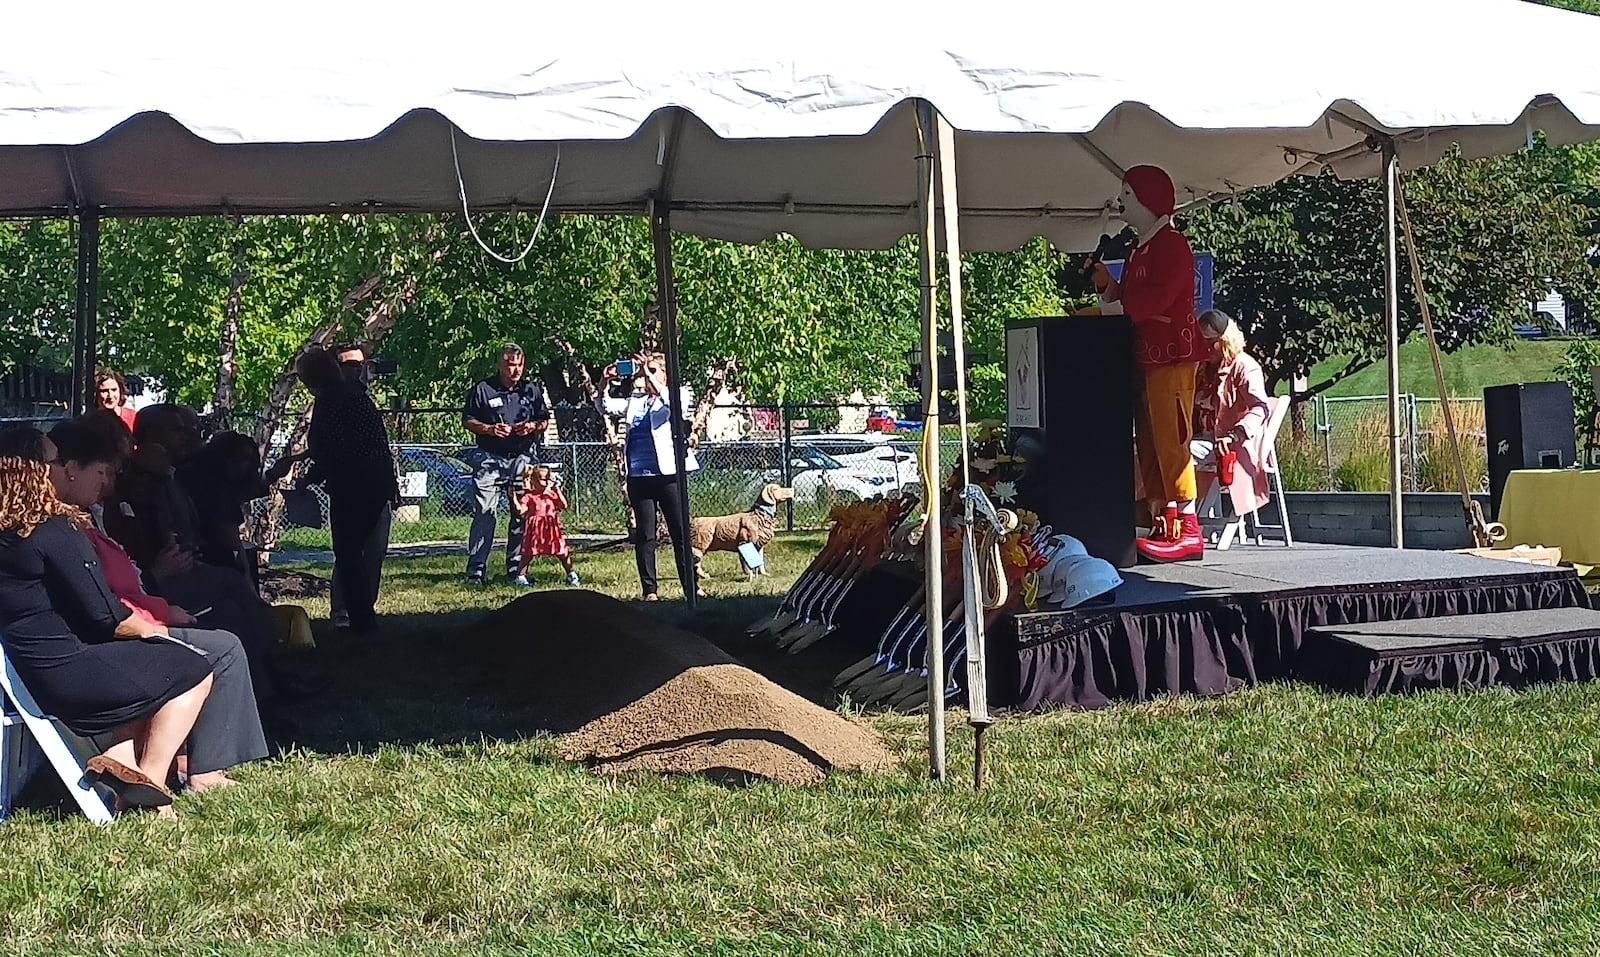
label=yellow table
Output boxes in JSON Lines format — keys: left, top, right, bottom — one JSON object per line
{"left": 1496, "top": 469, "right": 1600, "bottom": 569}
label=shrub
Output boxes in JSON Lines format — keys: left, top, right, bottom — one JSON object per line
{"left": 1557, "top": 337, "right": 1600, "bottom": 444}
{"left": 1274, "top": 437, "right": 1328, "bottom": 491}
{"left": 1327, "top": 405, "right": 1395, "bottom": 492}
{"left": 1413, "top": 400, "right": 1488, "bottom": 494}
{"left": 1333, "top": 451, "right": 1391, "bottom": 492}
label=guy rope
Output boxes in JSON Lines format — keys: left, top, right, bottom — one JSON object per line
{"left": 1393, "top": 175, "right": 1506, "bottom": 548}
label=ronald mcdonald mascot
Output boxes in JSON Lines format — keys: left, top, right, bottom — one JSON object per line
{"left": 1087, "top": 165, "right": 1204, "bottom": 562}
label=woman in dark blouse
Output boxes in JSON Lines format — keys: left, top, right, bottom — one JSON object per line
{"left": 0, "top": 429, "right": 213, "bottom": 813}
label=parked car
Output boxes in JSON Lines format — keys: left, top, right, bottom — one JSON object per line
{"left": 395, "top": 446, "right": 477, "bottom": 516}
{"left": 747, "top": 444, "right": 900, "bottom": 507}
{"left": 791, "top": 433, "right": 920, "bottom": 492}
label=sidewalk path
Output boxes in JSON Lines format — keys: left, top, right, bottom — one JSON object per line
{"left": 271, "top": 532, "right": 622, "bottom": 565}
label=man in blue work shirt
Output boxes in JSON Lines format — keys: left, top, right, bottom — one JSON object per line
{"left": 461, "top": 342, "right": 550, "bottom": 584}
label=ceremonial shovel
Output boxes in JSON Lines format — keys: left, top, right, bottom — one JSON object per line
{"left": 746, "top": 522, "right": 849, "bottom": 638}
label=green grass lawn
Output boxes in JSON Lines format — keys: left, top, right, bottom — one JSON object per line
{"left": 1309, "top": 338, "right": 1572, "bottom": 398}
{"left": 5, "top": 534, "right": 1600, "bottom": 955}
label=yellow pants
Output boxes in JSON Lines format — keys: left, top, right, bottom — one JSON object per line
{"left": 1135, "top": 362, "right": 1197, "bottom": 510}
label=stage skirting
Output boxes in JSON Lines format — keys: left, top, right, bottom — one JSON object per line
{"left": 988, "top": 546, "right": 1590, "bottom": 712}
{"left": 1296, "top": 608, "right": 1600, "bottom": 697}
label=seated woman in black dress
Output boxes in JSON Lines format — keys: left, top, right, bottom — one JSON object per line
{"left": 0, "top": 430, "right": 214, "bottom": 814}
{"left": 45, "top": 418, "right": 269, "bottom": 793}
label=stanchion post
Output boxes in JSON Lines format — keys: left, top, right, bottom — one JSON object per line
{"left": 781, "top": 403, "right": 794, "bottom": 531}
{"left": 71, "top": 210, "right": 100, "bottom": 416}
{"left": 568, "top": 443, "right": 580, "bottom": 521}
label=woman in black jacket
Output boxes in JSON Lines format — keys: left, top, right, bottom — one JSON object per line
{"left": 0, "top": 428, "right": 213, "bottom": 813}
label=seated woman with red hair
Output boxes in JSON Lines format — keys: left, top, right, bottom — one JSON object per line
{"left": 0, "top": 427, "right": 213, "bottom": 815}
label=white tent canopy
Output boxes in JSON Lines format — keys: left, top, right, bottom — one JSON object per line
{"left": 4, "top": 0, "right": 1600, "bottom": 250}
{"left": 9, "top": 0, "right": 1599, "bottom": 778}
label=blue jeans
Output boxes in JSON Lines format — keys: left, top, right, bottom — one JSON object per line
{"left": 467, "top": 452, "right": 531, "bottom": 580}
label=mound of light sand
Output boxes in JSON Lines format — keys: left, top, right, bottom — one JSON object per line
{"left": 466, "top": 590, "right": 896, "bottom": 785}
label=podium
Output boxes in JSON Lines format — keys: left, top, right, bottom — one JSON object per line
{"left": 1005, "top": 316, "right": 1137, "bottom": 568}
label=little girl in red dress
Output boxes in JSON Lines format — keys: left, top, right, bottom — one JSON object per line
{"left": 511, "top": 464, "right": 580, "bottom": 586}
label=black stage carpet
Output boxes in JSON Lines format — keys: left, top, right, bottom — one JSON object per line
{"left": 992, "top": 545, "right": 1589, "bottom": 711}
{"left": 1297, "top": 607, "right": 1600, "bottom": 696}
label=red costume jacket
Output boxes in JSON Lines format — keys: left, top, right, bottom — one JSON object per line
{"left": 1117, "top": 223, "right": 1201, "bottom": 369}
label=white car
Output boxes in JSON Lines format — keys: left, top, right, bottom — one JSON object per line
{"left": 791, "top": 433, "right": 920, "bottom": 493}
{"left": 747, "top": 444, "right": 900, "bottom": 506}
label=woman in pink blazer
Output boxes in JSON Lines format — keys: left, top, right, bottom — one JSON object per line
{"left": 1191, "top": 310, "right": 1274, "bottom": 517}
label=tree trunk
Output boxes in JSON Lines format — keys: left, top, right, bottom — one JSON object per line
{"left": 555, "top": 338, "right": 633, "bottom": 537}
{"left": 689, "top": 358, "right": 737, "bottom": 448}
{"left": 1291, "top": 395, "right": 1309, "bottom": 443}
{"left": 212, "top": 230, "right": 248, "bottom": 428}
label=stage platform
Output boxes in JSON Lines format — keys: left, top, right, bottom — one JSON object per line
{"left": 1297, "top": 607, "right": 1600, "bottom": 697}
{"left": 987, "top": 544, "right": 1591, "bottom": 711}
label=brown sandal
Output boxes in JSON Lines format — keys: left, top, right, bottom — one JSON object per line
{"left": 85, "top": 755, "right": 174, "bottom": 808}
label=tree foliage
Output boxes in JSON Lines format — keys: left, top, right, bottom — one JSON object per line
{"left": 1184, "top": 145, "right": 1600, "bottom": 397}
{"left": 0, "top": 218, "right": 76, "bottom": 375}
{"left": 0, "top": 210, "right": 1063, "bottom": 418}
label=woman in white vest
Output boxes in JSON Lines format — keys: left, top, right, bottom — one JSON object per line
{"left": 598, "top": 352, "right": 698, "bottom": 601}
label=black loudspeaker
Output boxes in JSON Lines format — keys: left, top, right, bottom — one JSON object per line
{"left": 1484, "top": 381, "right": 1575, "bottom": 519}
{"left": 1005, "top": 316, "right": 1136, "bottom": 568}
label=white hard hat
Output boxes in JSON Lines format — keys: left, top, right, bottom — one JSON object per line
{"left": 1034, "top": 552, "right": 1070, "bottom": 603}
{"left": 1032, "top": 535, "right": 1090, "bottom": 603}
{"left": 1051, "top": 555, "right": 1122, "bottom": 609}
{"left": 1045, "top": 534, "right": 1089, "bottom": 560}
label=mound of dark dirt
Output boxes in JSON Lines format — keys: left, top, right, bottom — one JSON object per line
{"left": 464, "top": 590, "right": 896, "bottom": 785}
{"left": 259, "top": 567, "right": 330, "bottom": 601}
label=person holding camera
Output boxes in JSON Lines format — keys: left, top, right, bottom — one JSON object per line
{"left": 597, "top": 352, "right": 697, "bottom": 601}
{"left": 294, "top": 341, "right": 397, "bottom": 628}
{"left": 462, "top": 342, "right": 550, "bottom": 585}
{"left": 294, "top": 348, "right": 398, "bottom": 634}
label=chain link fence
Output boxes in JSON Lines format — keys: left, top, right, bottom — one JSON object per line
{"left": 258, "top": 403, "right": 962, "bottom": 551}
{"left": 1274, "top": 394, "right": 1488, "bottom": 494}
{"left": 17, "top": 394, "right": 1491, "bottom": 546}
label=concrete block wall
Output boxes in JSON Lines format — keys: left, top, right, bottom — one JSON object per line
{"left": 1276, "top": 492, "right": 1493, "bottom": 550}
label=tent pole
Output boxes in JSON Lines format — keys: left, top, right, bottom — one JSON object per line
{"left": 652, "top": 203, "right": 696, "bottom": 610}
{"left": 935, "top": 113, "right": 992, "bottom": 790}
{"left": 71, "top": 210, "right": 100, "bottom": 416}
{"left": 914, "top": 99, "right": 945, "bottom": 782}
{"left": 1381, "top": 139, "right": 1404, "bottom": 549}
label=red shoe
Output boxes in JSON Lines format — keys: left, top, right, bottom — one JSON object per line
{"left": 1136, "top": 513, "right": 1204, "bottom": 563}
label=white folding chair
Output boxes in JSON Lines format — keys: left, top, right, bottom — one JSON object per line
{"left": 1198, "top": 394, "right": 1295, "bottom": 550}
{"left": 0, "top": 643, "right": 114, "bottom": 824}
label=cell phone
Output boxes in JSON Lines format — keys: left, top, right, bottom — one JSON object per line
{"left": 616, "top": 359, "right": 638, "bottom": 376}
{"left": 149, "top": 633, "right": 208, "bottom": 657}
